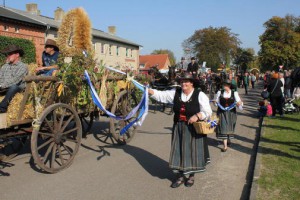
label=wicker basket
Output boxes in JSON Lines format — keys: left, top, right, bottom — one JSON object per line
{"left": 193, "top": 121, "right": 215, "bottom": 134}
{"left": 193, "top": 115, "right": 219, "bottom": 134}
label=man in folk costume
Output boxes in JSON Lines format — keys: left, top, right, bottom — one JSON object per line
{"left": 214, "top": 80, "right": 243, "bottom": 152}
{"left": 0, "top": 45, "right": 28, "bottom": 113}
{"left": 148, "top": 72, "right": 212, "bottom": 188}
{"left": 35, "top": 39, "right": 60, "bottom": 76}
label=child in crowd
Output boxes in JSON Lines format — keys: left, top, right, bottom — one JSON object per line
{"left": 258, "top": 99, "right": 273, "bottom": 118}
{"left": 258, "top": 100, "right": 267, "bottom": 118}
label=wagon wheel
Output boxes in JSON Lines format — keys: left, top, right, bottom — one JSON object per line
{"left": 79, "top": 112, "right": 94, "bottom": 138}
{"left": 110, "top": 90, "right": 138, "bottom": 145}
{"left": 31, "top": 103, "right": 82, "bottom": 173}
{"left": 0, "top": 136, "right": 28, "bottom": 162}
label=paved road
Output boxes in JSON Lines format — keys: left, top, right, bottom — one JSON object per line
{"left": 0, "top": 83, "right": 262, "bottom": 200}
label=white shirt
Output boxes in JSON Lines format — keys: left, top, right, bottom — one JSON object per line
{"left": 215, "top": 90, "right": 243, "bottom": 109}
{"left": 151, "top": 88, "right": 212, "bottom": 120}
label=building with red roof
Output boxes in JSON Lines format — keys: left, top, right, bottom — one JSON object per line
{"left": 139, "top": 54, "right": 170, "bottom": 74}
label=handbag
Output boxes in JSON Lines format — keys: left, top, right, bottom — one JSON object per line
{"left": 261, "top": 90, "right": 269, "bottom": 99}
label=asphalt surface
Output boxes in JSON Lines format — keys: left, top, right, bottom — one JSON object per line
{"left": 0, "top": 83, "right": 262, "bottom": 200}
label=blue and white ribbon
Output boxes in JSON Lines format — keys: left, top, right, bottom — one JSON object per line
{"left": 84, "top": 69, "right": 148, "bottom": 135}
{"left": 207, "top": 119, "right": 218, "bottom": 128}
{"left": 216, "top": 102, "right": 237, "bottom": 111}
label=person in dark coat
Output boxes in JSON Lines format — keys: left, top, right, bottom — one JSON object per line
{"left": 267, "top": 73, "right": 284, "bottom": 117}
{"left": 187, "top": 57, "right": 199, "bottom": 77}
{"left": 148, "top": 73, "right": 212, "bottom": 188}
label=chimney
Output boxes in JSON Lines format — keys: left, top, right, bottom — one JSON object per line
{"left": 108, "top": 26, "right": 116, "bottom": 35}
{"left": 54, "top": 7, "right": 64, "bottom": 22}
{"left": 26, "top": 3, "right": 39, "bottom": 15}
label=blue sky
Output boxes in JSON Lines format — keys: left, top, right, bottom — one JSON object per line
{"left": 3, "top": 0, "right": 300, "bottom": 61}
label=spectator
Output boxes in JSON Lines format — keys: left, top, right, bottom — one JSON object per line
{"left": 267, "top": 73, "right": 284, "bottom": 118}
{"left": 251, "top": 73, "right": 256, "bottom": 89}
{"left": 284, "top": 70, "right": 292, "bottom": 98}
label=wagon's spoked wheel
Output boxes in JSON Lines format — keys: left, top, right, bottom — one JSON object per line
{"left": 0, "top": 136, "right": 28, "bottom": 162}
{"left": 79, "top": 112, "right": 94, "bottom": 138}
{"left": 31, "top": 103, "right": 82, "bottom": 173}
{"left": 110, "top": 90, "right": 138, "bottom": 145}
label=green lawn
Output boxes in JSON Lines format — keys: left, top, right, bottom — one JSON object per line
{"left": 257, "top": 99, "right": 300, "bottom": 200}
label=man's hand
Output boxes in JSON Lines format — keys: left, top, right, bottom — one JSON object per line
{"left": 35, "top": 66, "right": 45, "bottom": 72}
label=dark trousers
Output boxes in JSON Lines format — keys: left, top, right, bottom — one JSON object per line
{"left": 244, "top": 84, "right": 248, "bottom": 94}
{"left": 0, "top": 85, "right": 22, "bottom": 112}
{"left": 270, "top": 95, "right": 283, "bottom": 116}
{"left": 251, "top": 81, "right": 255, "bottom": 89}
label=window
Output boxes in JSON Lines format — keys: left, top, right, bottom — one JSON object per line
{"left": 4, "top": 25, "right": 9, "bottom": 31}
{"left": 15, "top": 26, "right": 19, "bottom": 33}
{"left": 139, "top": 64, "right": 145, "bottom": 68}
{"left": 109, "top": 45, "right": 112, "bottom": 55}
{"left": 126, "top": 48, "right": 128, "bottom": 57}
{"left": 116, "top": 46, "right": 119, "bottom": 56}
{"left": 101, "top": 44, "right": 104, "bottom": 54}
{"left": 131, "top": 49, "right": 134, "bottom": 58}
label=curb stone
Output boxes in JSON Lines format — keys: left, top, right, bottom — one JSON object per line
{"left": 249, "top": 117, "right": 265, "bottom": 200}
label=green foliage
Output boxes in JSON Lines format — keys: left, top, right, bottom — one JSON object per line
{"left": 259, "top": 15, "right": 300, "bottom": 71}
{"left": 0, "top": 35, "right": 36, "bottom": 65}
{"left": 57, "top": 53, "right": 96, "bottom": 108}
{"left": 182, "top": 26, "right": 240, "bottom": 71}
{"left": 234, "top": 48, "right": 255, "bottom": 72}
{"left": 151, "top": 49, "right": 176, "bottom": 66}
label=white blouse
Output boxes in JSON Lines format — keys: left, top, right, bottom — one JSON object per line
{"left": 214, "top": 90, "right": 243, "bottom": 109}
{"left": 151, "top": 88, "right": 212, "bottom": 120}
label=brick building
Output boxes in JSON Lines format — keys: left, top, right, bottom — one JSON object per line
{"left": 0, "top": 4, "right": 141, "bottom": 69}
{"left": 0, "top": 6, "right": 46, "bottom": 63}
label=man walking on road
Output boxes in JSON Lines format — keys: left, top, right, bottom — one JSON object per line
{"left": 251, "top": 73, "right": 256, "bottom": 89}
{"left": 243, "top": 72, "right": 249, "bottom": 94}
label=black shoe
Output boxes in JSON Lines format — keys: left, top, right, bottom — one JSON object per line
{"left": 0, "top": 109, "right": 6, "bottom": 113}
{"left": 171, "top": 177, "right": 185, "bottom": 188}
{"left": 185, "top": 176, "right": 195, "bottom": 187}
{"left": 228, "top": 140, "right": 232, "bottom": 146}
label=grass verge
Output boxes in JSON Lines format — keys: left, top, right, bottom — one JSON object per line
{"left": 257, "top": 99, "right": 300, "bottom": 200}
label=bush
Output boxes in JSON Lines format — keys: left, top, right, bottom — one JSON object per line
{"left": 0, "top": 35, "right": 36, "bottom": 65}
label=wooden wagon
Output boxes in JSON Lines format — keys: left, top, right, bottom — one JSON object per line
{"left": 0, "top": 73, "right": 139, "bottom": 173}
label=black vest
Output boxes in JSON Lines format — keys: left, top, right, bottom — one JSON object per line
{"left": 173, "top": 88, "right": 201, "bottom": 123}
{"left": 218, "top": 90, "right": 236, "bottom": 113}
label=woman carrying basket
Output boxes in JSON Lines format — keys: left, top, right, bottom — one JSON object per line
{"left": 214, "top": 80, "right": 243, "bottom": 152}
{"left": 148, "top": 72, "right": 212, "bottom": 188}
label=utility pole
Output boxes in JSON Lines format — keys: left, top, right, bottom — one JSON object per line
{"left": 3, "top": 0, "right": 5, "bottom": 7}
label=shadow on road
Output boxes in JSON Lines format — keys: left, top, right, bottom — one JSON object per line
{"left": 104, "top": 144, "right": 174, "bottom": 181}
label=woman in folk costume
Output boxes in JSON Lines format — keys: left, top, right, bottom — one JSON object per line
{"left": 215, "top": 80, "right": 243, "bottom": 152}
{"left": 148, "top": 73, "right": 212, "bottom": 188}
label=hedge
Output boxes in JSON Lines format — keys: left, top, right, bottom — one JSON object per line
{"left": 0, "top": 35, "right": 36, "bottom": 65}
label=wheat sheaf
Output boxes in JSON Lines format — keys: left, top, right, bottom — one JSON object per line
{"left": 57, "top": 7, "right": 92, "bottom": 57}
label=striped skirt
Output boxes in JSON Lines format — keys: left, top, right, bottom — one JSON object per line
{"left": 216, "top": 110, "right": 237, "bottom": 140}
{"left": 169, "top": 122, "right": 210, "bottom": 175}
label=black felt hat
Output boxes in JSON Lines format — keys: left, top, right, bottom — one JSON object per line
{"left": 0, "top": 45, "right": 24, "bottom": 57}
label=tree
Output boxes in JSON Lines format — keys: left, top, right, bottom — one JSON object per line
{"left": 234, "top": 48, "right": 255, "bottom": 72}
{"left": 258, "top": 15, "right": 300, "bottom": 71}
{"left": 151, "top": 49, "right": 176, "bottom": 66}
{"left": 182, "top": 26, "right": 240, "bottom": 71}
